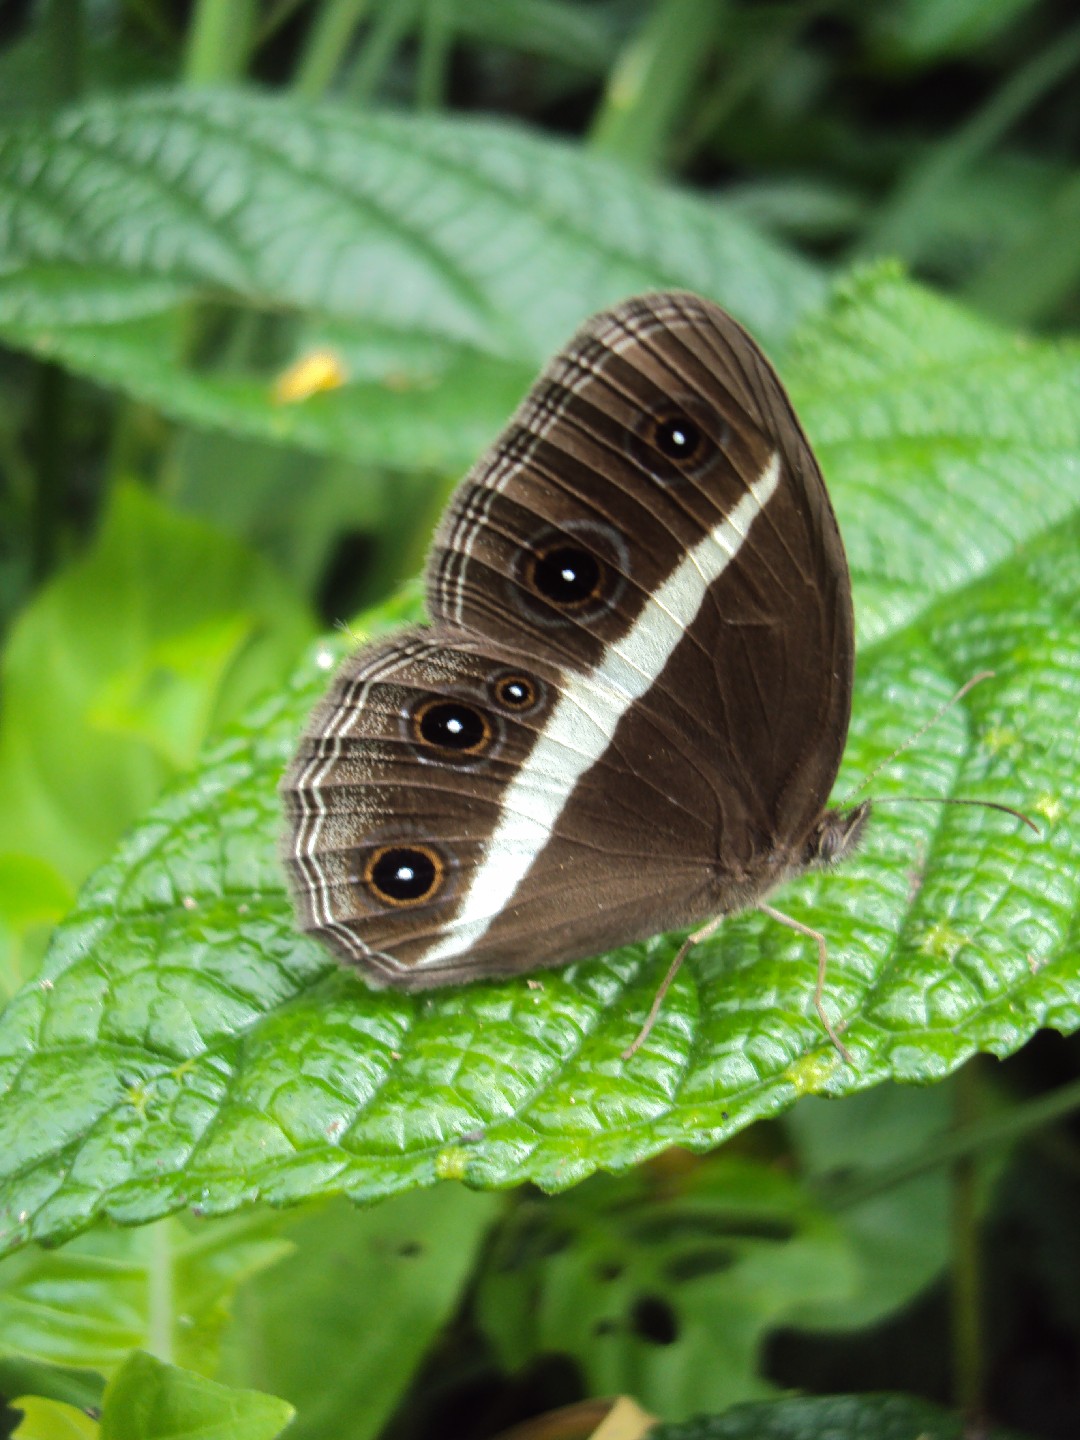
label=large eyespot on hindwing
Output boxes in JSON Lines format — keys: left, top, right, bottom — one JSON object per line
{"left": 629, "top": 397, "right": 731, "bottom": 484}
{"left": 406, "top": 694, "right": 498, "bottom": 766}
{"left": 361, "top": 842, "right": 446, "bottom": 909}
{"left": 512, "top": 519, "right": 628, "bottom": 626}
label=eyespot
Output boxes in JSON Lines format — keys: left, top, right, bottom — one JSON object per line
{"left": 364, "top": 844, "right": 444, "bottom": 907}
{"left": 528, "top": 543, "right": 603, "bottom": 608}
{"left": 511, "top": 519, "right": 628, "bottom": 626}
{"left": 653, "top": 412, "right": 705, "bottom": 463}
{"left": 490, "top": 671, "right": 541, "bottom": 713}
{"left": 410, "top": 697, "right": 493, "bottom": 757}
{"left": 630, "top": 399, "right": 728, "bottom": 482}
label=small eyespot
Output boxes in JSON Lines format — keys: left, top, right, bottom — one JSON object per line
{"left": 411, "top": 697, "right": 492, "bottom": 756}
{"left": 491, "top": 672, "right": 539, "bottom": 712}
{"left": 528, "top": 543, "right": 603, "bottom": 608}
{"left": 630, "top": 399, "right": 727, "bottom": 482}
{"left": 364, "top": 844, "right": 443, "bottom": 907}
{"left": 651, "top": 412, "right": 704, "bottom": 463}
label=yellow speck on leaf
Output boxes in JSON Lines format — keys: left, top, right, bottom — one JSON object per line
{"left": 273, "top": 348, "right": 347, "bottom": 404}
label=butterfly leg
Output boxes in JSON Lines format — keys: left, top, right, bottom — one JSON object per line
{"left": 758, "top": 904, "right": 853, "bottom": 1064}
{"left": 621, "top": 914, "right": 727, "bottom": 1061}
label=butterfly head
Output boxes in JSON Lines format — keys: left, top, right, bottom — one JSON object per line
{"left": 804, "top": 801, "right": 872, "bottom": 870}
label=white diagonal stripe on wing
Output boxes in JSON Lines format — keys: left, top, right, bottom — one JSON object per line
{"left": 419, "top": 451, "right": 782, "bottom": 965}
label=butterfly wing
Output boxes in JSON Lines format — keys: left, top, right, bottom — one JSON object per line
{"left": 283, "top": 292, "right": 854, "bottom": 986}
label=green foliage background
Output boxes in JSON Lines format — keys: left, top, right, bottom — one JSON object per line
{"left": 0, "top": 3, "right": 1078, "bottom": 1439}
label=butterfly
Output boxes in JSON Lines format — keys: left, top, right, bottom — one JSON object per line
{"left": 282, "top": 292, "right": 869, "bottom": 1058}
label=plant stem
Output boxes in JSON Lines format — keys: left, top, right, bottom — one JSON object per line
{"left": 817, "top": 1073, "right": 1080, "bottom": 1212}
{"left": 45, "top": 0, "right": 84, "bottom": 100}
{"left": 30, "top": 364, "right": 69, "bottom": 583}
{"left": 294, "top": 0, "right": 373, "bottom": 99}
{"left": 348, "top": 0, "right": 419, "bottom": 104}
{"left": 183, "top": 0, "right": 258, "bottom": 84}
{"left": 853, "top": 18, "right": 1080, "bottom": 264}
{"left": 416, "top": 0, "right": 453, "bottom": 111}
{"left": 588, "top": 0, "right": 722, "bottom": 173}
{"left": 950, "top": 1062, "right": 985, "bottom": 1424}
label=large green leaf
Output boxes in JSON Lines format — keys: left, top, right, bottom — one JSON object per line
{"left": 221, "top": 1188, "right": 499, "bottom": 1440}
{"left": 0, "top": 269, "right": 1076, "bottom": 1255}
{"left": 0, "top": 90, "right": 822, "bottom": 480}
{"left": 0, "top": 482, "right": 313, "bottom": 904}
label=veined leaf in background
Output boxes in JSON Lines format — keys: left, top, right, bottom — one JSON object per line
{"left": 0, "top": 91, "right": 823, "bottom": 482}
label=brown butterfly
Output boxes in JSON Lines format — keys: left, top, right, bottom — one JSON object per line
{"left": 282, "top": 292, "right": 869, "bottom": 1057}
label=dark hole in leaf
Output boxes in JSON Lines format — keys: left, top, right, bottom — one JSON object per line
{"left": 397, "top": 1240, "right": 424, "bottom": 1258}
{"left": 631, "top": 1213, "right": 795, "bottom": 1245}
{"left": 631, "top": 1295, "right": 679, "bottom": 1346}
{"left": 662, "top": 1245, "right": 737, "bottom": 1283}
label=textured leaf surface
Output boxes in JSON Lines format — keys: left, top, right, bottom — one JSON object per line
{"left": 0, "top": 269, "right": 1077, "bottom": 1253}
{"left": 0, "top": 90, "right": 821, "bottom": 479}
{"left": 655, "top": 1392, "right": 1028, "bottom": 1440}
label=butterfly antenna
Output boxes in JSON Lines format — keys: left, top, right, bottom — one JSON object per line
{"left": 871, "top": 795, "right": 1040, "bottom": 834}
{"left": 843, "top": 670, "right": 996, "bottom": 803}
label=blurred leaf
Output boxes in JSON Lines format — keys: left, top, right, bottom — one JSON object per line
{"left": 476, "top": 1158, "right": 856, "bottom": 1420}
{"left": 0, "top": 90, "right": 823, "bottom": 480}
{"left": 652, "top": 1391, "right": 1029, "bottom": 1438}
{"left": 0, "top": 269, "right": 1076, "bottom": 1254}
{"left": 0, "top": 1214, "right": 290, "bottom": 1378}
{"left": 868, "top": 0, "right": 1039, "bottom": 65}
{"left": 223, "top": 1188, "right": 500, "bottom": 1440}
{"left": 0, "top": 1355, "right": 103, "bottom": 1413}
{"left": 0, "top": 855, "right": 73, "bottom": 1002}
{"left": 964, "top": 169, "right": 1080, "bottom": 327}
{"left": 11, "top": 1394, "right": 98, "bottom": 1439}
{"left": 99, "top": 1350, "right": 291, "bottom": 1440}
{"left": 784, "top": 1083, "right": 954, "bottom": 1330}
{"left": 0, "top": 482, "right": 313, "bottom": 888}
{"left": 453, "top": 0, "right": 617, "bottom": 73}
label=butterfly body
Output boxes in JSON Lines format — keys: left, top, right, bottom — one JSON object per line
{"left": 283, "top": 292, "right": 865, "bottom": 1001}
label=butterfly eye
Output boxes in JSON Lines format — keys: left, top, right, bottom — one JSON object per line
{"left": 491, "top": 672, "right": 540, "bottom": 712}
{"left": 364, "top": 844, "right": 444, "bottom": 907}
{"left": 410, "top": 697, "right": 493, "bottom": 756}
{"left": 528, "top": 543, "right": 604, "bottom": 608}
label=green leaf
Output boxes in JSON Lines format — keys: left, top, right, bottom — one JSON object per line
{"left": 12, "top": 1394, "right": 98, "bottom": 1439}
{"left": 653, "top": 1391, "right": 1029, "bottom": 1439}
{"left": 783, "top": 1083, "right": 956, "bottom": 1330}
{"left": 475, "top": 1158, "right": 856, "bottom": 1419}
{"left": 99, "top": 1351, "right": 292, "bottom": 1440}
{"left": 0, "top": 268, "right": 1077, "bottom": 1254}
{"left": 0, "top": 90, "right": 823, "bottom": 479}
{"left": 0, "top": 481, "right": 313, "bottom": 892}
{"left": 0, "top": 1214, "right": 290, "bottom": 1378}
{"left": 222, "top": 1188, "right": 500, "bottom": 1440}
{"left": 0, "top": 1355, "right": 103, "bottom": 1413}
